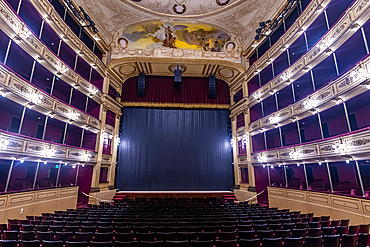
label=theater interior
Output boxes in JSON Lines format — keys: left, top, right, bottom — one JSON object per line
{"left": 0, "top": 0, "right": 370, "bottom": 246}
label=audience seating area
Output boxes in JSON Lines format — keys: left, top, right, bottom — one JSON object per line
{"left": 0, "top": 197, "right": 369, "bottom": 247}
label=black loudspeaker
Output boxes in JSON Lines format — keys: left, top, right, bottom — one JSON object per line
{"left": 209, "top": 75, "right": 216, "bottom": 99}
{"left": 174, "top": 69, "right": 182, "bottom": 89}
{"left": 137, "top": 72, "right": 145, "bottom": 97}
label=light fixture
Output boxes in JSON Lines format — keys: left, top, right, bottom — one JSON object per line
{"left": 270, "top": 165, "right": 274, "bottom": 169}
{"left": 43, "top": 161, "right": 48, "bottom": 165}
{"left": 366, "top": 83, "right": 370, "bottom": 90}
{"left": 311, "top": 109, "right": 318, "bottom": 115}
{"left": 297, "top": 163, "right": 300, "bottom": 167}
{"left": 262, "top": 165, "right": 266, "bottom": 168}
{"left": 352, "top": 23, "right": 361, "bottom": 31}
{"left": 242, "top": 134, "right": 249, "bottom": 147}
{"left": 345, "top": 158, "right": 350, "bottom": 164}
{"left": 257, "top": 155, "right": 267, "bottom": 163}
{"left": 332, "top": 140, "right": 347, "bottom": 155}
{"left": 318, "top": 161, "right": 322, "bottom": 165}
{"left": 72, "top": 165, "right": 76, "bottom": 169}
{"left": 289, "top": 150, "right": 299, "bottom": 160}
{"left": 47, "top": 112, "right": 55, "bottom": 118}
{"left": 291, "top": 117, "right": 297, "bottom": 122}
{"left": 304, "top": 98, "right": 315, "bottom": 110}
{"left": 269, "top": 116, "right": 279, "bottom": 124}
{"left": 0, "top": 88, "right": 9, "bottom": 97}
{"left": 335, "top": 98, "right": 343, "bottom": 105}
{"left": 20, "top": 158, "right": 25, "bottom": 164}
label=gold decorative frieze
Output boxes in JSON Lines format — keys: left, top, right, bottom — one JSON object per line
{"left": 251, "top": 127, "right": 370, "bottom": 165}
{"left": 0, "top": 131, "right": 97, "bottom": 163}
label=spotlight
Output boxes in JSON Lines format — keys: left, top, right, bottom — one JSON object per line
{"left": 345, "top": 158, "right": 350, "bottom": 164}
{"left": 44, "top": 161, "right": 47, "bottom": 165}
{"left": 20, "top": 158, "right": 25, "bottom": 163}
{"left": 318, "top": 161, "right": 322, "bottom": 165}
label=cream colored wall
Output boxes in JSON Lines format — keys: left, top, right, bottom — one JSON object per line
{"left": 268, "top": 187, "right": 370, "bottom": 225}
{"left": 0, "top": 187, "right": 78, "bottom": 224}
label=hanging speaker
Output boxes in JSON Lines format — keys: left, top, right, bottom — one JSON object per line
{"left": 137, "top": 72, "right": 145, "bottom": 97}
{"left": 209, "top": 75, "right": 216, "bottom": 99}
{"left": 174, "top": 69, "right": 182, "bottom": 89}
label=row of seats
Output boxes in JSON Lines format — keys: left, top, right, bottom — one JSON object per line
{"left": 0, "top": 198, "right": 368, "bottom": 247}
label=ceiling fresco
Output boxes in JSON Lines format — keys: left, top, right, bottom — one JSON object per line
{"left": 121, "top": 21, "right": 231, "bottom": 51}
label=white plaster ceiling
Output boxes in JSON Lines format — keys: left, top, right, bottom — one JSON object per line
{"left": 74, "top": 0, "right": 286, "bottom": 51}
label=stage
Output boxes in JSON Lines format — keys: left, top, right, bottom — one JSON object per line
{"left": 116, "top": 191, "right": 234, "bottom": 200}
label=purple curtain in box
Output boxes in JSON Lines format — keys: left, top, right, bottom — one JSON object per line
{"left": 237, "top": 113, "right": 245, "bottom": 128}
{"left": 77, "top": 165, "right": 93, "bottom": 205}
{"left": 238, "top": 140, "right": 247, "bottom": 155}
{"left": 241, "top": 168, "right": 249, "bottom": 183}
{"left": 233, "top": 89, "right": 243, "bottom": 104}
{"left": 99, "top": 167, "right": 108, "bottom": 183}
{"left": 122, "top": 76, "right": 230, "bottom": 105}
{"left": 105, "top": 110, "right": 116, "bottom": 127}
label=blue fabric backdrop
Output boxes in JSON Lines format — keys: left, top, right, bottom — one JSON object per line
{"left": 116, "top": 107, "right": 233, "bottom": 191}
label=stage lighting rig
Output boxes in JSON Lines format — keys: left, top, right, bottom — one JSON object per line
{"left": 62, "top": 0, "right": 99, "bottom": 34}
{"left": 254, "top": 0, "right": 297, "bottom": 41}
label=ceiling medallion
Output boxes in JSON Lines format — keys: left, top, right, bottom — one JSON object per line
{"left": 118, "top": 37, "right": 129, "bottom": 49}
{"left": 131, "top": 0, "right": 142, "bottom": 2}
{"left": 173, "top": 0, "right": 186, "bottom": 14}
{"left": 216, "top": 0, "right": 230, "bottom": 5}
{"left": 225, "top": 41, "right": 236, "bottom": 52}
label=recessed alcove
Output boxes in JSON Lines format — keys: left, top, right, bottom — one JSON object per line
{"left": 345, "top": 90, "right": 370, "bottom": 130}
{"left": 70, "top": 89, "right": 87, "bottom": 112}
{"left": 265, "top": 128, "right": 281, "bottom": 149}
{"left": 0, "top": 29, "right": 10, "bottom": 63}
{"left": 6, "top": 42, "right": 34, "bottom": 81}
{"left": 18, "top": 0, "right": 43, "bottom": 36}
{"left": 298, "top": 114, "right": 322, "bottom": 143}
{"left": 335, "top": 30, "right": 368, "bottom": 75}
{"left": 262, "top": 94, "right": 277, "bottom": 116}
{"left": 280, "top": 122, "right": 300, "bottom": 146}
{"left": 311, "top": 54, "right": 338, "bottom": 90}
{"left": 43, "top": 117, "right": 66, "bottom": 144}
{"left": 251, "top": 133, "right": 266, "bottom": 152}
{"left": 65, "top": 124, "right": 83, "bottom": 147}
{"left": 276, "top": 86, "right": 294, "bottom": 109}
{"left": 20, "top": 108, "right": 46, "bottom": 139}
{"left": 30, "top": 63, "right": 54, "bottom": 94}
{"left": 0, "top": 97, "right": 24, "bottom": 133}
{"left": 292, "top": 73, "right": 314, "bottom": 101}
{"left": 40, "top": 22, "right": 61, "bottom": 55}
{"left": 52, "top": 78, "right": 72, "bottom": 104}
{"left": 59, "top": 42, "right": 77, "bottom": 69}
{"left": 320, "top": 104, "right": 348, "bottom": 138}
{"left": 305, "top": 13, "right": 328, "bottom": 49}
{"left": 326, "top": 0, "right": 355, "bottom": 28}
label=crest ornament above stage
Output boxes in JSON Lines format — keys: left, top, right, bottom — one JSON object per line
{"left": 121, "top": 21, "right": 231, "bottom": 52}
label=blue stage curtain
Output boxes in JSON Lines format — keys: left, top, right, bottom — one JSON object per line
{"left": 116, "top": 107, "right": 234, "bottom": 191}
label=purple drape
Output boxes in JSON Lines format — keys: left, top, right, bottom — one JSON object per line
{"left": 237, "top": 113, "right": 245, "bottom": 128}
{"left": 122, "top": 76, "right": 230, "bottom": 105}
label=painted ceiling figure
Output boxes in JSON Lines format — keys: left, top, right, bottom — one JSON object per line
{"left": 163, "top": 25, "right": 177, "bottom": 48}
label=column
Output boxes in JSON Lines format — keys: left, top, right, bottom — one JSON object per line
{"left": 231, "top": 114, "right": 241, "bottom": 185}
{"left": 243, "top": 107, "right": 256, "bottom": 192}
{"left": 90, "top": 104, "right": 108, "bottom": 193}
{"left": 108, "top": 112, "right": 121, "bottom": 190}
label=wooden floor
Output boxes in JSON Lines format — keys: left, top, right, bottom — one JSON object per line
{"left": 116, "top": 191, "right": 234, "bottom": 199}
